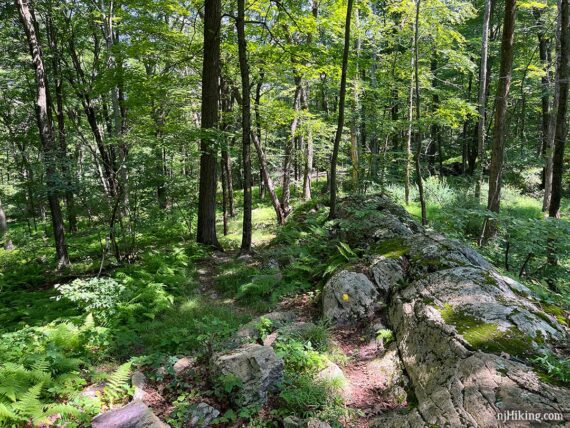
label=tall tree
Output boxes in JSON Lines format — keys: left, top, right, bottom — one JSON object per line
{"left": 474, "top": 0, "right": 493, "bottom": 198}
{"left": 413, "top": 0, "right": 427, "bottom": 225}
{"left": 236, "top": 0, "right": 252, "bottom": 252}
{"left": 0, "top": 197, "right": 12, "bottom": 251}
{"left": 15, "top": 0, "right": 70, "bottom": 267}
{"left": 196, "top": 0, "right": 221, "bottom": 248}
{"left": 481, "top": 0, "right": 517, "bottom": 243}
{"left": 548, "top": 0, "right": 569, "bottom": 218}
{"left": 329, "top": 0, "right": 354, "bottom": 219}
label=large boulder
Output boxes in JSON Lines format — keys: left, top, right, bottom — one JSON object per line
{"left": 322, "top": 270, "right": 380, "bottom": 324}
{"left": 211, "top": 343, "right": 283, "bottom": 406}
{"left": 333, "top": 194, "right": 570, "bottom": 427}
{"left": 382, "top": 267, "right": 570, "bottom": 427}
{"left": 92, "top": 402, "right": 167, "bottom": 428}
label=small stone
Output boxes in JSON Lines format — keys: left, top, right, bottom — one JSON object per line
{"left": 283, "top": 415, "right": 304, "bottom": 427}
{"left": 263, "top": 332, "right": 278, "bottom": 347}
{"left": 173, "top": 357, "right": 195, "bottom": 375}
{"left": 189, "top": 402, "right": 220, "bottom": 428}
{"left": 306, "top": 418, "right": 332, "bottom": 428}
{"left": 131, "top": 371, "right": 146, "bottom": 402}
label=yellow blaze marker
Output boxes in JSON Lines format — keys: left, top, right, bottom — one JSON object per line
{"left": 342, "top": 293, "right": 349, "bottom": 301}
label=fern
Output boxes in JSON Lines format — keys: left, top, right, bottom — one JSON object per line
{"left": 103, "top": 362, "right": 132, "bottom": 405}
{"left": 11, "top": 383, "right": 45, "bottom": 425}
{"left": 0, "top": 402, "right": 20, "bottom": 422}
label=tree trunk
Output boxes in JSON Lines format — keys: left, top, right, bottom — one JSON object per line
{"left": 535, "top": 9, "right": 552, "bottom": 188}
{"left": 0, "top": 198, "right": 13, "bottom": 251}
{"left": 405, "top": 60, "right": 414, "bottom": 206}
{"left": 282, "top": 76, "right": 302, "bottom": 216}
{"left": 548, "top": 0, "right": 569, "bottom": 218}
{"left": 480, "top": 0, "right": 517, "bottom": 244}
{"left": 474, "top": 0, "right": 493, "bottom": 199}
{"left": 329, "top": 0, "right": 354, "bottom": 219}
{"left": 236, "top": 0, "right": 252, "bottom": 252}
{"left": 16, "top": 0, "right": 70, "bottom": 268}
{"left": 413, "top": 0, "right": 427, "bottom": 225}
{"left": 196, "top": 0, "right": 221, "bottom": 248}
{"left": 252, "top": 79, "right": 286, "bottom": 224}
{"left": 46, "top": 15, "right": 78, "bottom": 233}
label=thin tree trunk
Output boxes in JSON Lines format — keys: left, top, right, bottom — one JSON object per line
{"left": 47, "top": 15, "right": 77, "bottom": 233}
{"left": 196, "top": 0, "right": 221, "bottom": 248}
{"left": 16, "top": 0, "right": 70, "bottom": 268}
{"left": 252, "top": 79, "right": 286, "bottom": 224}
{"left": 220, "top": 157, "right": 228, "bottom": 235}
{"left": 236, "top": 0, "right": 252, "bottom": 252}
{"left": 0, "top": 198, "right": 13, "bottom": 251}
{"left": 474, "top": 0, "right": 493, "bottom": 198}
{"left": 535, "top": 9, "right": 552, "bottom": 188}
{"left": 405, "top": 60, "right": 414, "bottom": 206}
{"left": 480, "top": 0, "right": 517, "bottom": 244}
{"left": 329, "top": 0, "right": 354, "bottom": 219}
{"left": 413, "top": 0, "right": 427, "bottom": 225}
{"left": 282, "top": 77, "right": 302, "bottom": 216}
{"left": 548, "top": 0, "right": 569, "bottom": 219}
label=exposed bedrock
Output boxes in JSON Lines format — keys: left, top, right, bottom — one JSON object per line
{"left": 325, "top": 194, "right": 569, "bottom": 427}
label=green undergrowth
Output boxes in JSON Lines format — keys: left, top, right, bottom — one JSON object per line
{"left": 389, "top": 177, "right": 570, "bottom": 310}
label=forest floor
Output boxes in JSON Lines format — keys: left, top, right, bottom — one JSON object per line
{"left": 0, "top": 180, "right": 569, "bottom": 426}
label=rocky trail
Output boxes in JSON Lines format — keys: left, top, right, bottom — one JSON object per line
{"left": 91, "top": 194, "right": 570, "bottom": 427}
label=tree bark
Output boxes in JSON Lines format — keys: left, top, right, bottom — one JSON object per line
{"left": 413, "top": 0, "right": 427, "bottom": 226}
{"left": 548, "top": 0, "right": 569, "bottom": 218}
{"left": 474, "top": 0, "right": 493, "bottom": 198}
{"left": 236, "top": 0, "right": 252, "bottom": 252}
{"left": 480, "top": 0, "right": 517, "bottom": 244}
{"left": 46, "top": 14, "right": 78, "bottom": 233}
{"left": 329, "top": 0, "right": 354, "bottom": 219}
{"left": 535, "top": 11, "right": 552, "bottom": 189}
{"left": 252, "top": 79, "right": 286, "bottom": 224}
{"left": 0, "top": 198, "right": 13, "bottom": 251}
{"left": 196, "top": 0, "right": 221, "bottom": 248}
{"left": 16, "top": 0, "right": 70, "bottom": 267}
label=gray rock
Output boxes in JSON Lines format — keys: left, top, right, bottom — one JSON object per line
{"left": 306, "top": 419, "right": 332, "bottom": 428}
{"left": 333, "top": 193, "right": 570, "bottom": 427}
{"left": 235, "top": 311, "right": 297, "bottom": 341}
{"left": 283, "top": 416, "right": 304, "bottom": 428}
{"left": 386, "top": 266, "right": 570, "bottom": 427}
{"left": 316, "top": 360, "right": 346, "bottom": 386}
{"left": 277, "top": 321, "right": 317, "bottom": 339}
{"left": 92, "top": 402, "right": 167, "bottom": 428}
{"left": 322, "top": 270, "right": 380, "bottom": 324}
{"left": 131, "top": 371, "right": 146, "bottom": 402}
{"left": 172, "top": 356, "right": 195, "bottom": 375}
{"left": 189, "top": 402, "right": 220, "bottom": 428}
{"left": 367, "top": 344, "right": 409, "bottom": 405}
{"left": 370, "top": 256, "right": 404, "bottom": 293}
{"left": 212, "top": 343, "right": 283, "bottom": 406}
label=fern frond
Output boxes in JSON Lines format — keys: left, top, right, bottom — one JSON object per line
{"left": 12, "top": 383, "right": 45, "bottom": 423}
{"left": 0, "top": 402, "right": 20, "bottom": 422}
{"left": 30, "top": 356, "right": 50, "bottom": 374}
{"left": 103, "top": 362, "right": 132, "bottom": 403}
{"left": 44, "top": 403, "right": 81, "bottom": 418}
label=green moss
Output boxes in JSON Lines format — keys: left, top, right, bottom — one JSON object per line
{"left": 542, "top": 304, "right": 568, "bottom": 327}
{"left": 439, "top": 304, "right": 534, "bottom": 357}
{"left": 371, "top": 238, "right": 409, "bottom": 259}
